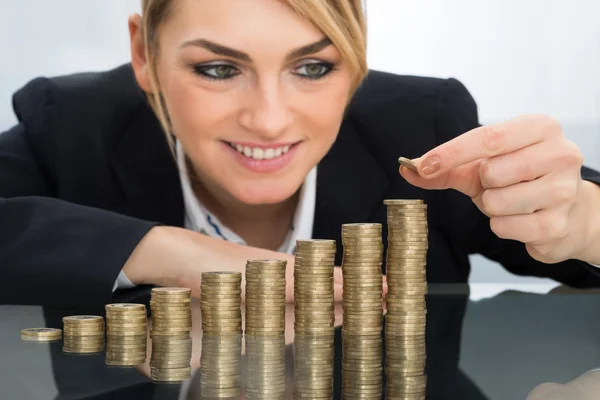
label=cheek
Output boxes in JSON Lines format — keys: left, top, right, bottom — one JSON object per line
{"left": 300, "top": 85, "right": 349, "bottom": 144}
{"left": 159, "top": 70, "right": 232, "bottom": 145}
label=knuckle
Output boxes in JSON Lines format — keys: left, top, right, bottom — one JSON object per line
{"left": 481, "top": 190, "right": 501, "bottom": 215}
{"left": 539, "top": 214, "right": 568, "bottom": 240}
{"left": 560, "top": 141, "right": 584, "bottom": 167}
{"left": 538, "top": 114, "right": 563, "bottom": 137}
{"left": 551, "top": 180, "right": 577, "bottom": 204}
{"left": 479, "top": 159, "right": 501, "bottom": 188}
{"left": 481, "top": 125, "right": 506, "bottom": 155}
{"left": 489, "top": 217, "right": 507, "bottom": 238}
{"left": 443, "top": 142, "right": 464, "bottom": 165}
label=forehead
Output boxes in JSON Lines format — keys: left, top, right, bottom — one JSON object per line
{"left": 165, "top": 0, "right": 325, "bottom": 47}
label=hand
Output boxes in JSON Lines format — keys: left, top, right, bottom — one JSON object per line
{"left": 399, "top": 114, "right": 597, "bottom": 264}
{"left": 123, "top": 226, "right": 351, "bottom": 302}
{"left": 123, "top": 226, "right": 296, "bottom": 300}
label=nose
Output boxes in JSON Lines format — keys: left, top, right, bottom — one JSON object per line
{"left": 238, "top": 78, "right": 293, "bottom": 140}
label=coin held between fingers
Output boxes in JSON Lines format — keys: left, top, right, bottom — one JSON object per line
{"left": 398, "top": 157, "right": 418, "bottom": 173}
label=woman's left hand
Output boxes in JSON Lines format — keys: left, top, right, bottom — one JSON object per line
{"left": 399, "top": 114, "right": 600, "bottom": 264}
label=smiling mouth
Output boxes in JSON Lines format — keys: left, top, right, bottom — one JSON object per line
{"left": 225, "top": 141, "right": 301, "bottom": 160}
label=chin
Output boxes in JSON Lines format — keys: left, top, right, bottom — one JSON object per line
{"left": 229, "top": 181, "right": 300, "bottom": 206}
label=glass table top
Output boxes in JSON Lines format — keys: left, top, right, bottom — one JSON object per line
{"left": 2, "top": 283, "right": 600, "bottom": 400}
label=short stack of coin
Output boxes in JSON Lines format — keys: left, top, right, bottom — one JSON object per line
{"left": 384, "top": 199, "right": 428, "bottom": 399}
{"left": 200, "top": 272, "right": 242, "bottom": 335}
{"left": 340, "top": 223, "right": 384, "bottom": 399}
{"left": 105, "top": 304, "right": 147, "bottom": 366}
{"left": 21, "top": 328, "right": 62, "bottom": 342}
{"left": 199, "top": 334, "right": 242, "bottom": 398}
{"left": 150, "top": 336, "right": 193, "bottom": 383}
{"left": 293, "top": 239, "right": 336, "bottom": 399}
{"left": 245, "top": 259, "right": 286, "bottom": 336}
{"left": 245, "top": 334, "right": 286, "bottom": 399}
{"left": 62, "top": 316, "right": 105, "bottom": 354}
{"left": 150, "top": 288, "right": 193, "bottom": 382}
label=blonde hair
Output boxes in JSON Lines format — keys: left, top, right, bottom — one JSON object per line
{"left": 140, "top": 0, "right": 368, "bottom": 152}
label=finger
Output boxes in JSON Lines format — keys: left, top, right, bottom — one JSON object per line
{"left": 382, "top": 274, "right": 388, "bottom": 298}
{"left": 478, "top": 139, "right": 579, "bottom": 189}
{"left": 401, "top": 159, "right": 484, "bottom": 198}
{"left": 489, "top": 208, "right": 569, "bottom": 244}
{"left": 416, "top": 115, "right": 562, "bottom": 179}
{"left": 335, "top": 267, "right": 343, "bottom": 302}
{"left": 472, "top": 172, "right": 579, "bottom": 216}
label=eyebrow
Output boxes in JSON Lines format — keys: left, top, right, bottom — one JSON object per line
{"left": 180, "top": 37, "right": 333, "bottom": 63}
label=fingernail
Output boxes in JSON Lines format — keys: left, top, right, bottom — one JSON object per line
{"left": 421, "top": 156, "right": 441, "bottom": 176}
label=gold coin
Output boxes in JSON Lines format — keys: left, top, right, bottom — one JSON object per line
{"left": 21, "top": 328, "right": 62, "bottom": 341}
{"left": 105, "top": 304, "right": 146, "bottom": 311}
{"left": 152, "top": 287, "right": 192, "bottom": 295}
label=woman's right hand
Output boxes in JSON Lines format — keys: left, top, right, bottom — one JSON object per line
{"left": 123, "top": 226, "right": 386, "bottom": 303}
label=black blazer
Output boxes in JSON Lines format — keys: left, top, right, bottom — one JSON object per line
{"left": 1, "top": 64, "right": 599, "bottom": 306}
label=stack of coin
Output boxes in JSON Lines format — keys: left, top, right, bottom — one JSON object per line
{"left": 199, "top": 334, "right": 242, "bottom": 398}
{"left": 294, "top": 335, "right": 335, "bottom": 400}
{"left": 340, "top": 223, "right": 384, "bottom": 399}
{"left": 21, "top": 328, "right": 62, "bottom": 342}
{"left": 293, "top": 239, "right": 336, "bottom": 399}
{"left": 245, "top": 334, "right": 286, "bottom": 399}
{"left": 245, "top": 259, "right": 286, "bottom": 336}
{"left": 384, "top": 199, "right": 428, "bottom": 399}
{"left": 150, "top": 288, "right": 193, "bottom": 382}
{"left": 62, "top": 316, "right": 105, "bottom": 354}
{"left": 150, "top": 336, "right": 193, "bottom": 383}
{"left": 200, "top": 272, "right": 242, "bottom": 335}
{"left": 105, "top": 304, "right": 147, "bottom": 366}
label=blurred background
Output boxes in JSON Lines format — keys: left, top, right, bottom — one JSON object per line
{"left": 1, "top": 0, "right": 599, "bottom": 285}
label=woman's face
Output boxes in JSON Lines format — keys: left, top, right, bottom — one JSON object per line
{"left": 150, "top": 0, "right": 353, "bottom": 205}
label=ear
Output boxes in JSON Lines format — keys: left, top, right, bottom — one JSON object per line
{"left": 129, "top": 14, "right": 153, "bottom": 93}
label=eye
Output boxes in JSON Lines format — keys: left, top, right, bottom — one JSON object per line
{"left": 294, "top": 62, "right": 335, "bottom": 80}
{"left": 193, "top": 64, "right": 240, "bottom": 81}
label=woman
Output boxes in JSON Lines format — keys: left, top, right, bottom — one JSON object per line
{"left": 1, "top": 0, "right": 600, "bottom": 307}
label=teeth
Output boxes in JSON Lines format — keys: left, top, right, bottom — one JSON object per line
{"left": 252, "top": 148, "right": 264, "bottom": 160}
{"left": 230, "top": 143, "right": 294, "bottom": 160}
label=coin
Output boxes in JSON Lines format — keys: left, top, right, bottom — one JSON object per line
{"left": 293, "top": 239, "right": 336, "bottom": 399}
{"left": 21, "top": 328, "right": 62, "bottom": 342}
{"left": 383, "top": 199, "right": 429, "bottom": 397}
{"left": 61, "top": 315, "right": 105, "bottom": 354}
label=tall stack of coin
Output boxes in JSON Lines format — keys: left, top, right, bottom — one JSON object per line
{"left": 245, "top": 334, "right": 286, "bottom": 399}
{"left": 199, "top": 334, "right": 243, "bottom": 398}
{"left": 105, "top": 304, "right": 147, "bottom": 366}
{"left": 62, "top": 316, "right": 105, "bottom": 354}
{"left": 245, "top": 260, "right": 286, "bottom": 336}
{"left": 150, "top": 288, "right": 193, "bottom": 382}
{"left": 384, "top": 199, "right": 428, "bottom": 399}
{"left": 200, "top": 272, "right": 242, "bottom": 334}
{"left": 293, "top": 239, "right": 336, "bottom": 399}
{"left": 340, "top": 223, "right": 384, "bottom": 399}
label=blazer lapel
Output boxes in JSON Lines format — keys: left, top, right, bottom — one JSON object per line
{"left": 110, "top": 102, "right": 184, "bottom": 227}
{"left": 313, "top": 116, "right": 390, "bottom": 259}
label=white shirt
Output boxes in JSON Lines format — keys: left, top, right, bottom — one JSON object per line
{"left": 113, "top": 141, "right": 317, "bottom": 291}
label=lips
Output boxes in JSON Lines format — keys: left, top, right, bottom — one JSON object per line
{"left": 226, "top": 142, "right": 299, "bottom": 161}
{"left": 222, "top": 141, "right": 302, "bottom": 174}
